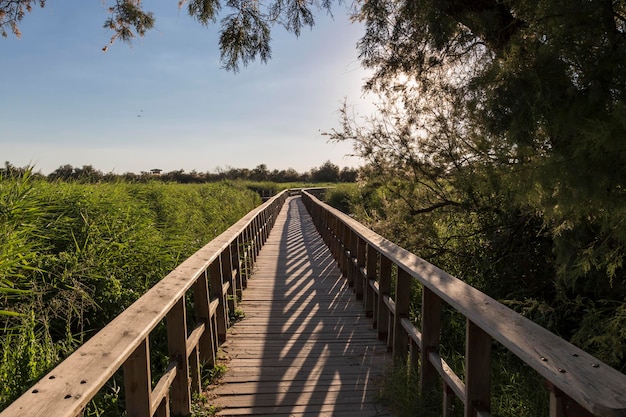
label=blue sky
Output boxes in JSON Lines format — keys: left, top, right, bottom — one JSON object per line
{"left": 1, "top": 2, "right": 374, "bottom": 175}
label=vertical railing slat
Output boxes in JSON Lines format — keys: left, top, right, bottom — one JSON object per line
{"left": 378, "top": 255, "right": 392, "bottom": 341}
{"left": 156, "top": 395, "right": 170, "bottom": 417}
{"left": 365, "top": 244, "right": 377, "bottom": 318}
{"left": 253, "top": 215, "right": 259, "bottom": 258}
{"left": 123, "top": 338, "right": 152, "bottom": 417}
{"left": 192, "top": 270, "right": 214, "bottom": 366}
{"left": 443, "top": 383, "right": 454, "bottom": 417}
{"left": 393, "top": 268, "right": 411, "bottom": 361}
{"left": 355, "top": 237, "right": 366, "bottom": 300}
{"left": 209, "top": 259, "right": 227, "bottom": 343}
{"left": 189, "top": 346, "right": 201, "bottom": 395}
{"left": 237, "top": 234, "right": 248, "bottom": 290}
{"left": 230, "top": 240, "right": 243, "bottom": 301}
{"left": 340, "top": 222, "right": 349, "bottom": 278}
{"left": 465, "top": 319, "right": 492, "bottom": 417}
{"left": 222, "top": 246, "right": 236, "bottom": 313}
{"left": 167, "top": 298, "right": 191, "bottom": 416}
{"left": 420, "top": 287, "right": 442, "bottom": 390}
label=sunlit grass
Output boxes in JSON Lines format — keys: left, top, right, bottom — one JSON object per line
{"left": 0, "top": 174, "right": 260, "bottom": 410}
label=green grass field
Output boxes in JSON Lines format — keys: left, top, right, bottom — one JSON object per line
{"left": 0, "top": 173, "right": 262, "bottom": 410}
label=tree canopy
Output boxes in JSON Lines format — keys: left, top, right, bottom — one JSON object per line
{"left": 325, "top": 0, "right": 626, "bottom": 368}
{"left": 340, "top": 0, "right": 626, "bottom": 287}
{"left": 0, "top": 0, "right": 333, "bottom": 70}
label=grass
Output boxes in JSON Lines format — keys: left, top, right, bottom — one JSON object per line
{"left": 0, "top": 174, "right": 261, "bottom": 411}
{"left": 191, "top": 363, "right": 229, "bottom": 417}
{"left": 202, "top": 363, "right": 228, "bottom": 387}
{"left": 192, "top": 392, "right": 221, "bottom": 417}
{"left": 229, "top": 307, "right": 245, "bottom": 325}
{"left": 377, "top": 362, "right": 441, "bottom": 417}
{"left": 377, "top": 346, "right": 549, "bottom": 417}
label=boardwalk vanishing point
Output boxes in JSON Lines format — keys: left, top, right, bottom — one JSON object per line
{"left": 208, "top": 197, "right": 393, "bottom": 416}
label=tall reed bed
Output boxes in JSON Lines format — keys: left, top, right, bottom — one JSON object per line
{"left": 0, "top": 173, "right": 260, "bottom": 410}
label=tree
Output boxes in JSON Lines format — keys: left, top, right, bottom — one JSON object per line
{"left": 347, "top": 0, "right": 626, "bottom": 284}
{"left": 1, "top": 161, "right": 31, "bottom": 178}
{"left": 325, "top": 0, "right": 626, "bottom": 367}
{"left": 73, "top": 165, "right": 103, "bottom": 182}
{"left": 1, "top": 0, "right": 334, "bottom": 71}
{"left": 339, "top": 166, "right": 357, "bottom": 182}
{"left": 48, "top": 164, "right": 76, "bottom": 181}
{"left": 271, "top": 168, "right": 303, "bottom": 182}
{"left": 251, "top": 164, "right": 269, "bottom": 181}
{"left": 311, "top": 160, "right": 340, "bottom": 182}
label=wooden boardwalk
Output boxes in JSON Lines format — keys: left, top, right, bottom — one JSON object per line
{"left": 209, "top": 196, "right": 393, "bottom": 417}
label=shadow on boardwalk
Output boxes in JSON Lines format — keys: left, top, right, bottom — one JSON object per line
{"left": 209, "top": 197, "right": 392, "bottom": 417}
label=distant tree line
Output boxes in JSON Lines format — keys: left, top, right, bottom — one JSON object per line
{"left": 1, "top": 160, "right": 358, "bottom": 184}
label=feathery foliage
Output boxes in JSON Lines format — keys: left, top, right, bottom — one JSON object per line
{"left": 1, "top": 0, "right": 335, "bottom": 70}
{"left": 327, "top": 0, "right": 626, "bottom": 372}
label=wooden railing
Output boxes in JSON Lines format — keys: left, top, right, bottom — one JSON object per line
{"left": 301, "top": 191, "right": 626, "bottom": 417}
{"left": 0, "top": 190, "right": 289, "bottom": 417}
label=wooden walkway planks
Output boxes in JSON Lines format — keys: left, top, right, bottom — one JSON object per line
{"left": 208, "top": 196, "right": 393, "bottom": 417}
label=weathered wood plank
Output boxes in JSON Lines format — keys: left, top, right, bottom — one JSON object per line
{"left": 167, "top": 297, "right": 191, "bottom": 415}
{"left": 213, "top": 390, "right": 381, "bottom": 408}
{"left": 216, "top": 404, "right": 391, "bottom": 417}
{"left": 123, "top": 339, "right": 152, "bottom": 417}
{"left": 219, "top": 365, "right": 387, "bottom": 381}
{"left": 211, "top": 380, "right": 381, "bottom": 395}
{"left": 220, "top": 342, "right": 388, "bottom": 356}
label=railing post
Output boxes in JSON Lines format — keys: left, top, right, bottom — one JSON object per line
{"left": 230, "top": 240, "right": 243, "bottom": 301}
{"left": 420, "top": 287, "right": 442, "bottom": 390}
{"left": 465, "top": 319, "right": 491, "bottom": 417}
{"left": 192, "top": 270, "right": 215, "bottom": 366}
{"left": 443, "top": 384, "right": 454, "bottom": 417}
{"left": 329, "top": 214, "right": 339, "bottom": 262}
{"left": 320, "top": 208, "right": 328, "bottom": 248}
{"left": 330, "top": 213, "right": 342, "bottom": 269}
{"left": 156, "top": 395, "right": 170, "bottom": 417}
{"left": 167, "top": 297, "right": 191, "bottom": 416}
{"left": 377, "top": 255, "right": 392, "bottom": 341}
{"left": 245, "top": 225, "right": 254, "bottom": 276}
{"left": 251, "top": 217, "right": 258, "bottom": 259}
{"left": 547, "top": 381, "right": 565, "bottom": 417}
{"left": 237, "top": 234, "right": 249, "bottom": 289}
{"left": 317, "top": 208, "right": 325, "bottom": 244}
{"left": 365, "top": 245, "right": 377, "bottom": 318}
{"left": 320, "top": 208, "right": 330, "bottom": 247}
{"left": 346, "top": 228, "right": 355, "bottom": 287}
{"left": 189, "top": 346, "right": 201, "bottom": 394}
{"left": 240, "top": 230, "right": 249, "bottom": 287}
{"left": 393, "top": 268, "right": 411, "bottom": 362}
{"left": 355, "top": 237, "right": 366, "bottom": 300}
{"left": 266, "top": 205, "right": 274, "bottom": 235}
{"left": 260, "top": 209, "right": 269, "bottom": 244}
{"left": 545, "top": 381, "right": 594, "bottom": 417}
{"left": 340, "top": 222, "right": 349, "bottom": 278}
{"left": 123, "top": 338, "right": 152, "bottom": 417}
{"left": 222, "top": 246, "right": 236, "bottom": 313}
{"left": 209, "top": 258, "right": 227, "bottom": 343}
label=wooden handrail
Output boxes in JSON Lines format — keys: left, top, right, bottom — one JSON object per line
{"left": 301, "top": 190, "right": 626, "bottom": 417}
{"left": 1, "top": 190, "right": 289, "bottom": 417}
